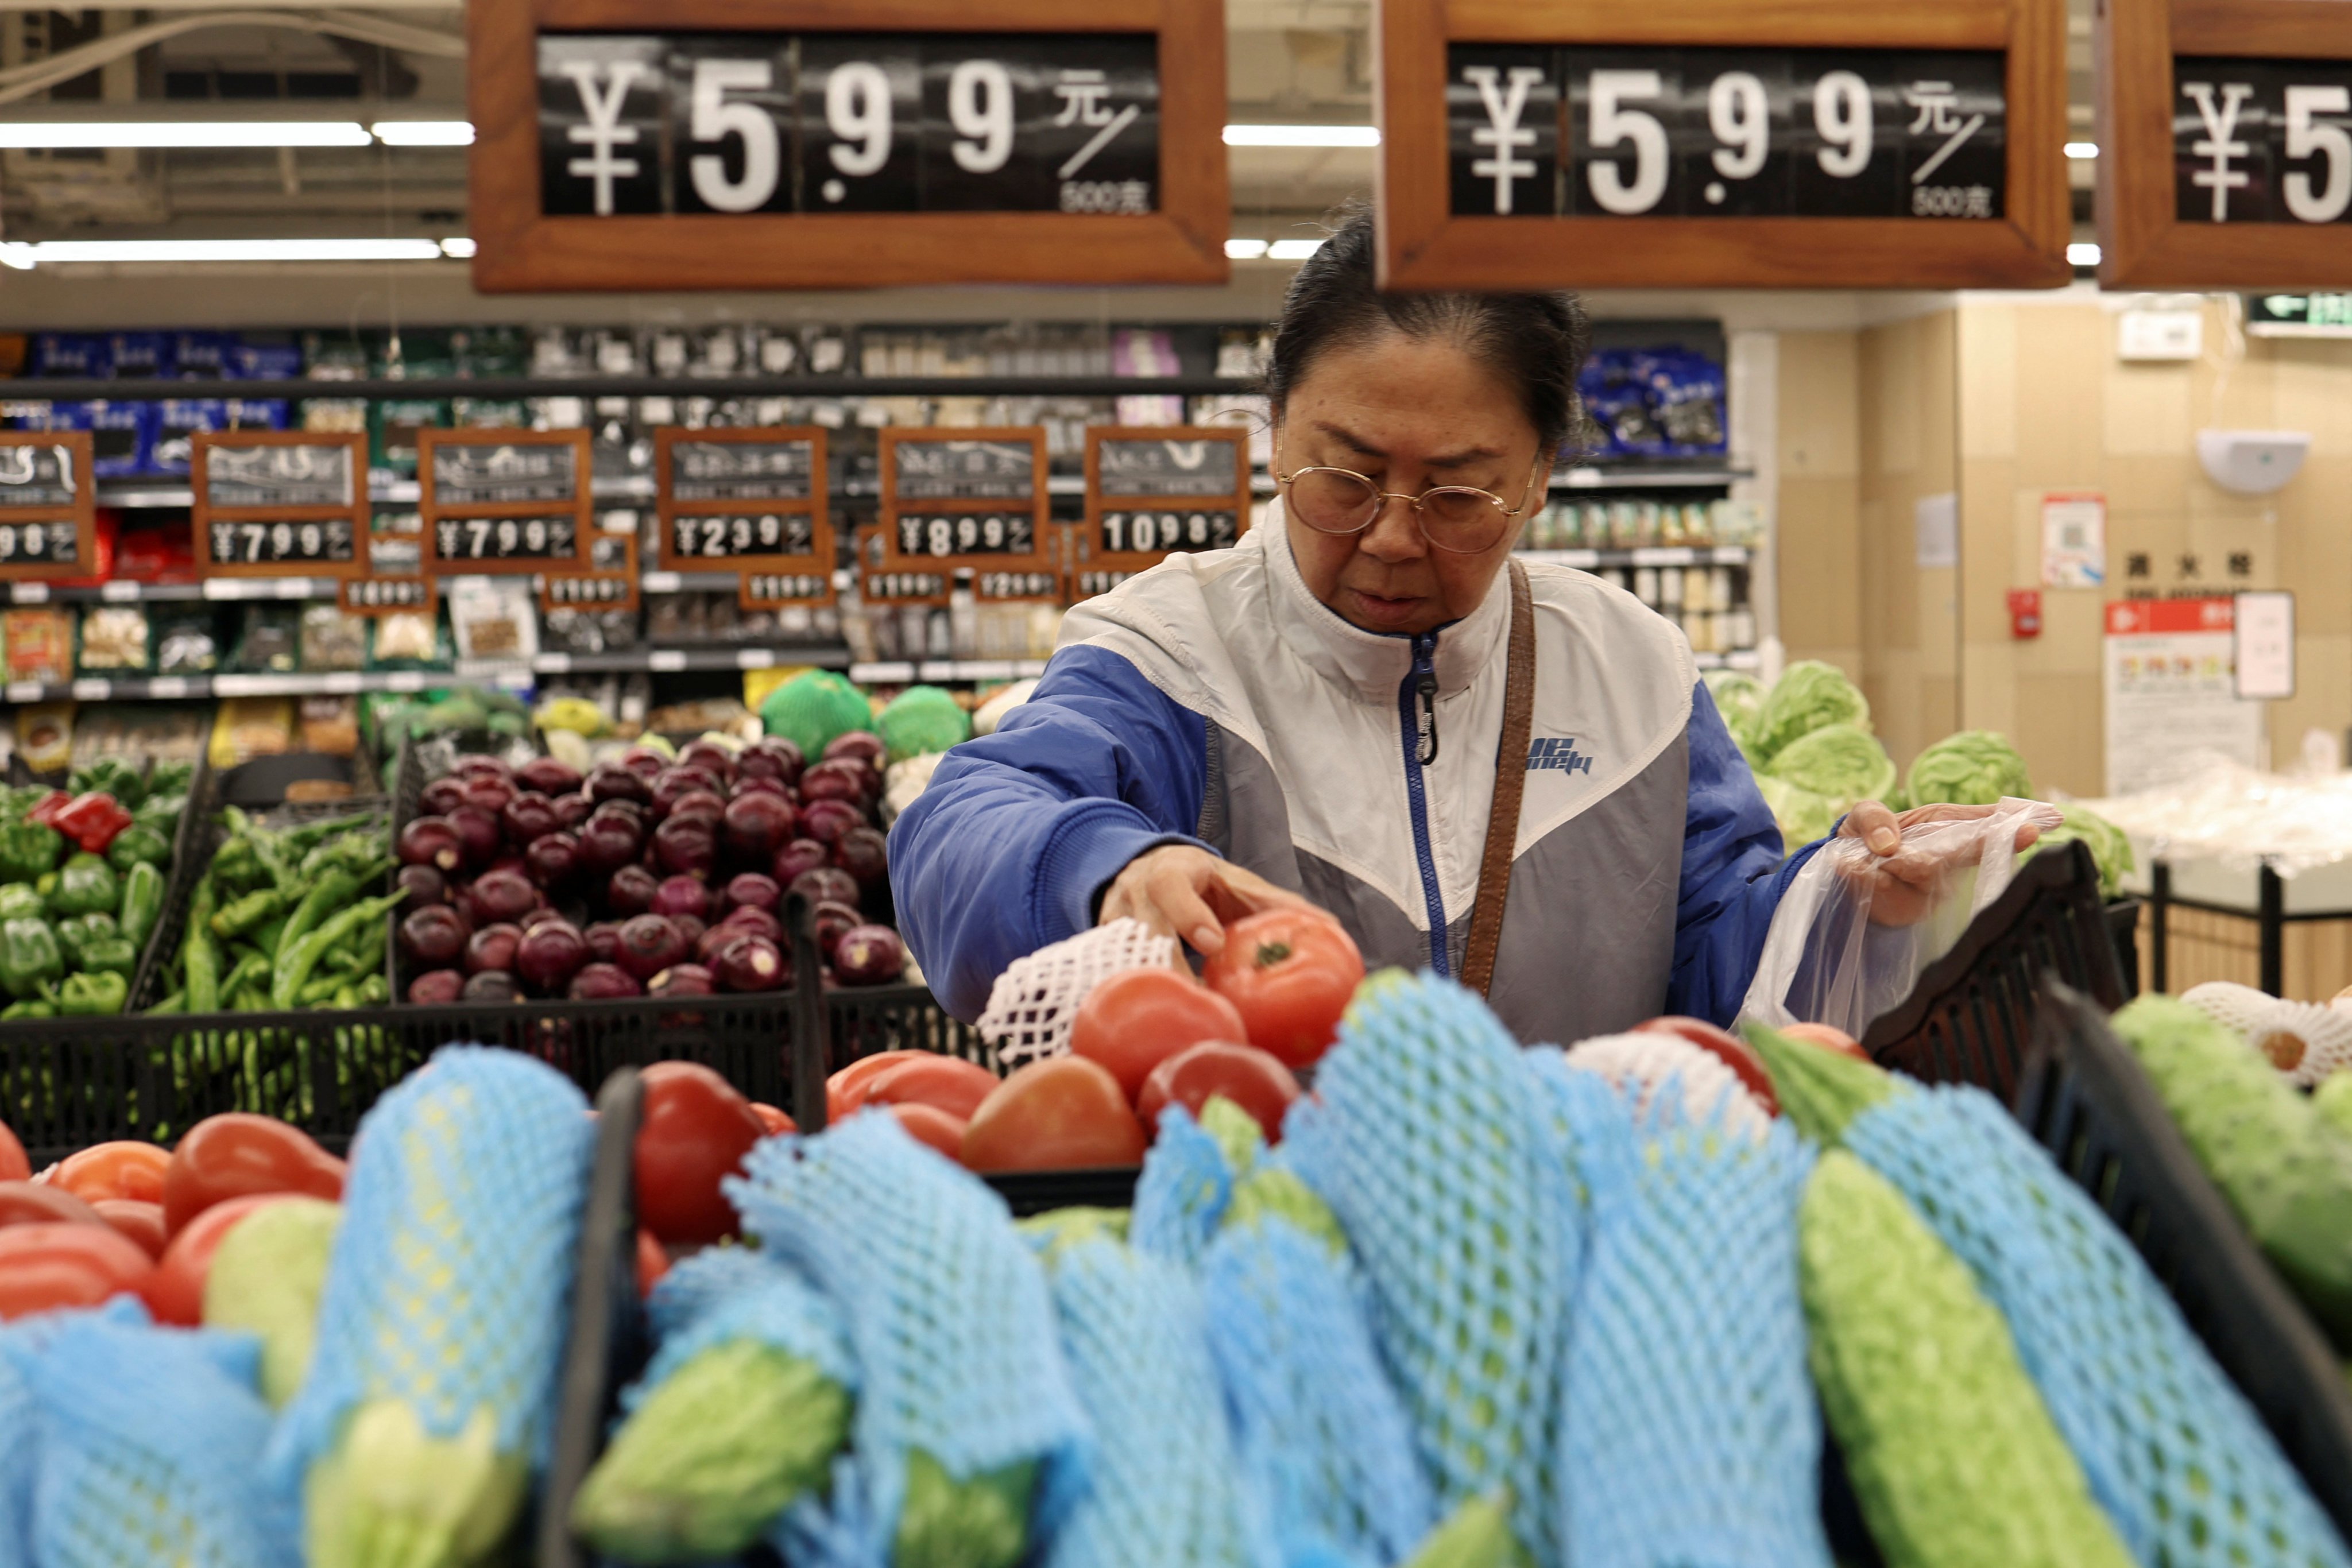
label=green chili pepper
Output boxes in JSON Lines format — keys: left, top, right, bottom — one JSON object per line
{"left": 185, "top": 875, "right": 221, "bottom": 1016}
{"left": 49, "top": 853, "right": 119, "bottom": 920}
{"left": 251, "top": 917, "right": 288, "bottom": 961}
{"left": 80, "top": 936, "right": 138, "bottom": 979}
{"left": 0, "top": 819, "right": 63, "bottom": 886}
{"left": 219, "top": 950, "right": 272, "bottom": 1003}
{"left": 298, "top": 974, "right": 346, "bottom": 1007}
{"left": 210, "top": 838, "right": 264, "bottom": 895}
{"left": 104, "top": 824, "right": 169, "bottom": 875}
{"left": 57, "top": 970, "right": 127, "bottom": 1016}
{"left": 1, "top": 998, "right": 56, "bottom": 1021}
{"left": 149, "top": 989, "right": 186, "bottom": 1016}
{"left": 212, "top": 886, "right": 285, "bottom": 940}
{"left": 271, "top": 893, "right": 404, "bottom": 1011}
{"left": 0, "top": 917, "right": 64, "bottom": 1000}
{"left": 274, "top": 868, "right": 365, "bottom": 987}
{"left": 118, "top": 861, "right": 163, "bottom": 951}
{"left": 356, "top": 974, "right": 389, "bottom": 1006}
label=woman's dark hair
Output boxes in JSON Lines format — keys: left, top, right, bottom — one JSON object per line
{"left": 1262, "top": 202, "right": 1595, "bottom": 456}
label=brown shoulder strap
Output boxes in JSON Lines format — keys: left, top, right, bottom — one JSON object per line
{"left": 1461, "top": 559, "right": 1535, "bottom": 998}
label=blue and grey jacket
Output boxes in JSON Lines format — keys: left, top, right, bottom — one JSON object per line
{"left": 889, "top": 524, "right": 1825, "bottom": 1044}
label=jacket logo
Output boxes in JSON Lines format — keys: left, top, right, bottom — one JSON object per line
{"left": 1525, "top": 737, "right": 1593, "bottom": 775}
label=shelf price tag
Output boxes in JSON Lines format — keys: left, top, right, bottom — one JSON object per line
{"left": 193, "top": 431, "right": 367, "bottom": 579}
{"left": 540, "top": 530, "right": 642, "bottom": 613}
{"left": 339, "top": 575, "right": 438, "bottom": 616}
{"left": 1376, "top": 0, "right": 2069, "bottom": 289}
{"left": 740, "top": 571, "right": 835, "bottom": 610}
{"left": 421, "top": 428, "right": 594, "bottom": 575}
{"left": 655, "top": 427, "right": 833, "bottom": 601}
{"left": 0, "top": 432, "right": 97, "bottom": 583}
{"left": 1077, "top": 425, "right": 1251, "bottom": 598}
{"left": 876, "top": 428, "right": 1054, "bottom": 598}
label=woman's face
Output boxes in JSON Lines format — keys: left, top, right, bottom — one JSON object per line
{"left": 1274, "top": 329, "right": 1544, "bottom": 637}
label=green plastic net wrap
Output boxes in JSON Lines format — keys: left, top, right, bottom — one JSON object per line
{"left": 1906, "top": 730, "right": 2033, "bottom": 808}
{"left": 878, "top": 686, "right": 973, "bottom": 765}
{"left": 1765, "top": 723, "right": 1896, "bottom": 814}
{"left": 760, "top": 671, "right": 874, "bottom": 760}
{"left": 1757, "top": 776, "right": 1838, "bottom": 858}
{"left": 1752, "top": 661, "right": 1870, "bottom": 765}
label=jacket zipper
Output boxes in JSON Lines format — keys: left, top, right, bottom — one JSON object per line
{"left": 1396, "top": 633, "right": 1450, "bottom": 976}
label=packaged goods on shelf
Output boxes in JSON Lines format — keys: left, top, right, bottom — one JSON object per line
{"left": 227, "top": 605, "right": 299, "bottom": 673}
{"left": 2, "top": 607, "right": 74, "bottom": 683}
{"left": 210, "top": 696, "right": 299, "bottom": 765}
{"left": 74, "top": 605, "right": 150, "bottom": 673}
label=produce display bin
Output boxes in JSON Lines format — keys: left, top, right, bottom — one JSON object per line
{"left": 2013, "top": 981, "right": 2352, "bottom": 1542}
{"left": 1859, "top": 839, "right": 2126, "bottom": 1100}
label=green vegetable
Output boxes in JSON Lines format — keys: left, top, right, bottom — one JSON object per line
{"left": 1755, "top": 775, "right": 1836, "bottom": 857}
{"left": 1746, "top": 1023, "right": 1898, "bottom": 1145}
{"left": 1702, "top": 668, "right": 1767, "bottom": 761}
{"left": 0, "top": 917, "right": 64, "bottom": 1000}
{"left": 1764, "top": 722, "right": 1896, "bottom": 811}
{"left": 148, "top": 759, "right": 195, "bottom": 797}
{"left": 48, "top": 852, "right": 118, "bottom": 919}
{"left": 302, "top": 1399, "right": 529, "bottom": 1568}
{"left": 0, "top": 885, "right": 42, "bottom": 923}
{"left": 1198, "top": 1094, "right": 1265, "bottom": 1175}
{"left": 118, "top": 861, "right": 164, "bottom": 951}
{"left": 877, "top": 685, "right": 973, "bottom": 764}
{"left": 570, "top": 1340, "right": 852, "bottom": 1563}
{"left": 2030, "top": 804, "right": 2136, "bottom": 901}
{"left": 760, "top": 669, "right": 873, "bottom": 761}
{"left": 212, "top": 886, "right": 285, "bottom": 940}
{"left": 272, "top": 893, "right": 403, "bottom": 1011}
{"left": 53, "top": 913, "right": 96, "bottom": 969}
{"left": 57, "top": 971, "right": 127, "bottom": 1016}
{"left": 0, "top": 819, "right": 63, "bottom": 885}
{"left": 1799, "top": 1151, "right": 2134, "bottom": 1568}
{"left": 274, "top": 868, "right": 369, "bottom": 990}
{"left": 79, "top": 935, "right": 138, "bottom": 979}
{"left": 149, "top": 989, "right": 185, "bottom": 1016}
{"left": 2318, "top": 1074, "right": 2352, "bottom": 1144}
{"left": 218, "top": 950, "right": 272, "bottom": 1006}
{"left": 1223, "top": 1167, "right": 1348, "bottom": 1255}
{"left": 70, "top": 756, "right": 145, "bottom": 810}
{"left": 1017, "top": 1206, "right": 1132, "bottom": 1263}
{"left": 133, "top": 792, "right": 187, "bottom": 838}
{"left": 0, "top": 998, "right": 53, "bottom": 1020}
{"left": 1905, "top": 730, "right": 2033, "bottom": 808}
{"left": 209, "top": 837, "right": 265, "bottom": 896}
{"left": 184, "top": 875, "right": 221, "bottom": 1015}
{"left": 202, "top": 1197, "right": 341, "bottom": 1408}
{"left": 1398, "top": 1492, "right": 1533, "bottom": 1568}
{"left": 1751, "top": 660, "right": 1870, "bottom": 764}
{"left": 2113, "top": 995, "right": 2352, "bottom": 1348}
{"left": 892, "top": 1451, "right": 1034, "bottom": 1568}
{"left": 104, "top": 823, "right": 169, "bottom": 874}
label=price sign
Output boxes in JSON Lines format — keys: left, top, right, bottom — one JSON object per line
{"left": 740, "top": 571, "right": 835, "bottom": 610}
{"left": 421, "top": 428, "right": 594, "bottom": 575}
{"left": 1376, "top": 0, "right": 2069, "bottom": 289}
{"left": 862, "top": 569, "right": 954, "bottom": 603}
{"left": 655, "top": 427, "right": 833, "bottom": 598}
{"left": 1080, "top": 425, "right": 1251, "bottom": 589}
{"left": 191, "top": 431, "right": 365, "bottom": 580}
{"left": 974, "top": 570, "right": 1065, "bottom": 601}
{"left": 469, "top": 0, "right": 1229, "bottom": 291}
{"left": 878, "top": 428, "right": 1053, "bottom": 587}
{"left": 2099, "top": 0, "right": 2352, "bottom": 285}
{"left": 542, "top": 532, "right": 642, "bottom": 614}
{"left": 339, "top": 575, "right": 438, "bottom": 616}
{"left": 0, "top": 432, "right": 96, "bottom": 583}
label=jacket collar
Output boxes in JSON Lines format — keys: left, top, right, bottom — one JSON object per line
{"left": 1262, "top": 521, "right": 1512, "bottom": 705}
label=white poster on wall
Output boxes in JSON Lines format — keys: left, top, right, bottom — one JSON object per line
{"left": 2042, "top": 492, "right": 2107, "bottom": 587}
{"left": 2105, "top": 597, "right": 2265, "bottom": 794}
{"left": 1914, "top": 491, "right": 1958, "bottom": 568}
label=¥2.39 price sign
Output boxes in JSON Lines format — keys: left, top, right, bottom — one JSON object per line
{"left": 2174, "top": 60, "right": 2352, "bottom": 226}
{"left": 1449, "top": 45, "right": 2006, "bottom": 220}
{"left": 671, "top": 512, "right": 818, "bottom": 562}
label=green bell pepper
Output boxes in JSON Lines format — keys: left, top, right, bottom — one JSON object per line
{"left": 55, "top": 916, "right": 92, "bottom": 969}
{"left": 0, "top": 998, "right": 53, "bottom": 1020}
{"left": 148, "top": 760, "right": 194, "bottom": 797}
{"left": 118, "top": 861, "right": 163, "bottom": 952}
{"left": 49, "top": 853, "right": 119, "bottom": 920}
{"left": 0, "top": 819, "right": 62, "bottom": 885}
{"left": 134, "top": 793, "right": 188, "bottom": 837}
{"left": 70, "top": 757, "right": 146, "bottom": 810}
{"left": 0, "top": 885, "right": 43, "bottom": 923}
{"left": 80, "top": 936, "right": 138, "bottom": 979}
{"left": 0, "top": 917, "right": 64, "bottom": 1000}
{"left": 58, "top": 970, "right": 127, "bottom": 1016}
{"left": 105, "top": 824, "right": 169, "bottom": 875}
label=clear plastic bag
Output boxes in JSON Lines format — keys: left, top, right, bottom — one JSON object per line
{"left": 1741, "top": 797, "right": 2064, "bottom": 1040}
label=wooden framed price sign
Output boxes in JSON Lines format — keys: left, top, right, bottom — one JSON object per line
{"left": 191, "top": 430, "right": 366, "bottom": 579}
{"left": 655, "top": 427, "right": 832, "bottom": 598}
{"left": 877, "top": 428, "right": 1052, "bottom": 588}
{"left": 1376, "top": 0, "right": 2070, "bottom": 289}
{"left": 1077, "top": 425, "right": 1251, "bottom": 597}
{"left": 469, "top": 0, "right": 1229, "bottom": 291}
{"left": 541, "top": 529, "right": 641, "bottom": 614}
{"left": 740, "top": 568, "right": 838, "bottom": 611}
{"left": 420, "top": 428, "right": 594, "bottom": 575}
{"left": 2098, "top": 0, "right": 2352, "bottom": 286}
{"left": 0, "top": 432, "right": 96, "bottom": 582}
{"left": 339, "top": 575, "right": 438, "bottom": 617}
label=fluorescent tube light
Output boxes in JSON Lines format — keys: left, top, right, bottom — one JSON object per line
{"left": 17, "top": 238, "right": 448, "bottom": 264}
{"left": 1268, "top": 238, "right": 1325, "bottom": 260}
{"left": 374, "top": 120, "right": 474, "bottom": 146}
{"left": 1223, "top": 124, "right": 1380, "bottom": 148}
{"left": 1224, "top": 238, "right": 1270, "bottom": 260}
{"left": 439, "top": 236, "right": 477, "bottom": 258}
{"left": 2065, "top": 141, "right": 2099, "bottom": 159}
{"left": 0, "top": 121, "right": 370, "bottom": 149}
{"left": 2068, "top": 242, "right": 2102, "bottom": 266}
{"left": 0, "top": 244, "right": 32, "bottom": 272}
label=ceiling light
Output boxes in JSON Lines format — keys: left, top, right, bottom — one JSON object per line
{"left": 439, "top": 236, "right": 477, "bottom": 258}
{"left": 0, "top": 121, "right": 370, "bottom": 149}
{"left": 2068, "top": 242, "right": 2102, "bottom": 266}
{"left": 0, "top": 244, "right": 32, "bottom": 272}
{"left": 1224, "top": 238, "right": 1270, "bottom": 260}
{"left": 374, "top": 120, "right": 474, "bottom": 146}
{"left": 15, "top": 238, "right": 448, "bottom": 265}
{"left": 1268, "top": 238, "right": 1325, "bottom": 260}
{"left": 2065, "top": 141, "right": 2099, "bottom": 159}
{"left": 1224, "top": 124, "right": 1379, "bottom": 148}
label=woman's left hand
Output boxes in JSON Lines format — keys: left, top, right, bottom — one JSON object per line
{"left": 1835, "top": 800, "right": 2044, "bottom": 927}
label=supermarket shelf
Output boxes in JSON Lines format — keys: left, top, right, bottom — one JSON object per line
{"left": 1518, "top": 545, "right": 1752, "bottom": 568}
{"left": 848, "top": 659, "right": 1050, "bottom": 684}
{"left": 1556, "top": 464, "right": 1746, "bottom": 490}
{"left": 1692, "top": 649, "right": 1762, "bottom": 671}
{"left": 11, "top": 569, "right": 841, "bottom": 604}
{"left": 9, "top": 374, "right": 1252, "bottom": 402}
{"left": 95, "top": 474, "right": 656, "bottom": 509}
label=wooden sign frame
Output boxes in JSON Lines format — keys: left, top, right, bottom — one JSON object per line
{"left": 340, "top": 575, "right": 438, "bottom": 617}
{"left": 655, "top": 425, "right": 833, "bottom": 580}
{"left": 191, "top": 429, "right": 369, "bottom": 581}
{"left": 856, "top": 524, "right": 956, "bottom": 609}
{"left": 1376, "top": 0, "right": 2072, "bottom": 290}
{"left": 420, "top": 427, "right": 595, "bottom": 576}
{"left": 739, "top": 567, "right": 840, "bottom": 611}
{"left": 878, "top": 427, "right": 1053, "bottom": 581}
{"left": 469, "top": 0, "right": 1228, "bottom": 292}
{"left": 2098, "top": 0, "right": 2352, "bottom": 287}
{"left": 542, "top": 529, "right": 642, "bottom": 614}
{"left": 0, "top": 431, "right": 97, "bottom": 583}
{"left": 1080, "top": 424, "right": 1252, "bottom": 591}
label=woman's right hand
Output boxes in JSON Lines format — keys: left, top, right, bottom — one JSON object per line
{"left": 1098, "top": 844, "right": 1322, "bottom": 958}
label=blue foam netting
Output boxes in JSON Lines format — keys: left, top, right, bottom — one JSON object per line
{"left": 267, "top": 1045, "right": 594, "bottom": 1487}
{"left": 628, "top": 1255, "right": 857, "bottom": 1417}
{"left": 646, "top": 1245, "right": 813, "bottom": 1346}
{"left": 727, "top": 1110, "right": 1090, "bottom": 1566}
{"left": 1036, "top": 1234, "right": 1274, "bottom": 1568}
{"left": 1549, "top": 1062, "right": 1832, "bottom": 1568}
{"left": 1282, "top": 974, "right": 1581, "bottom": 1566}
{"left": 16, "top": 1305, "right": 297, "bottom": 1568}
{"left": 1132, "top": 1105, "right": 1239, "bottom": 1267}
{"left": 1198, "top": 1211, "right": 1434, "bottom": 1568}
{"left": 1847, "top": 1083, "right": 2352, "bottom": 1568}
{"left": 0, "top": 1307, "right": 81, "bottom": 1568}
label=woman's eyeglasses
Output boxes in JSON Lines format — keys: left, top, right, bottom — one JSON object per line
{"left": 1274, "top": 458, "right": 1545, "bottom": 554}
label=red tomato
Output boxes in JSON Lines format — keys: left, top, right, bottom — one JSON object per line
{"left": 0, "top": 1179, "right": 104, "bottom": 1231}
{"left": 51, "top": 1141, "right": 170, "bottom": 1206}
{"left": 960, "top": 1057, "right": 1147, "bottom": 1174}
{"left": 1201, "top": 909, "right": 1365, "bottom": 1069}
{"left": 142, "top": 1193, "right": 292, "bottom": 1327}
{"left": 635, "top": 1229, "right": 670, "bottom": 1299}
{"left": 1069, "top": 968, "right": 1250, "bottom": 1102}
{"left": 0, "top": 1223, "right": 153, "bottom": 1321}
{"left": 635, "top": 1062, "right": 766, "bottom": 1248}
{"left": 0, "top": 1120, "right": 26, "bottom": 1184}
{"left": 91, "top": 1199, "right": 168, "bottom": 1260}
{"left": 825, "top": 1051, "right": 925, "bottom": 1123}
{"left": 1781, "top": 1022, "right": 1870, "bottom": 1062}
{"left": 856, "top": 1056, "right": 1001, "bottom": 1122}
{"left": 1633, "top": 1016, "right": 1781, "bottom": 1115}
{"left": 1136, "top": 1042, "right": 1303, "bottom": 1144}
{"left": 749, "top": 1102, "right": 797, "bottom": 1136}
{"left": 889, "top": 1103, "right": 970, "bottom": 1162}
{"left": 163, "top": 1113, "right": 347, "bottom": 1236}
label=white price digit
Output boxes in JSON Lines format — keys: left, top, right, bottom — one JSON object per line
{"left": 529, "top": 518, "right": 552, "bottom": 552}
{"left": 0, "top": 526, "right": 15, "bottom": 560}
{"left": 689, "top": 59, "right": 781, "bottom": 212}
{"left": 1587, "top": 70, "right": 1670, "bottom": 215}
{"left": 1104, "top": 514, "right": 1124, "bottom": 552}
{"left": 467, "top": 520, "right": 491, "bottom": 556}
{"left": 732, "top": 517, "right": 753, "bottom": 552}
{"left": 927, "top": 517, "right": 952, "bottom": 555}
{"left": 949, "top": 59, "right": 1015, "bottom": 174}
{"left": 826, "top": 61, "right": 893, "bottom": 177}
{"left": 1187, "top": 512, "right": 1207, "bottom": 546}
{"left": 958, "top": 516, "right": 981, "bottom": 551}
{"left": 2285, "top": 84, "right": 2352, "bottom": 224}
{"left": 1813, "top": 71, "right": 1873, "bottom": 178}
{"left": 1708, "top": 71, "right": 1769, "bottom": 180}
{"left": 981, "top": 515, "right": 1004, "bottom": 549}
{"left": 759, "top": 514, "right": 780, "bottom": 547}
{"left": 242, "top": 524, "right": 265, "bottom": 563}
{"left": 271, "top": 522, "right": 293, "bottom": 559}
{"left": 299, "top": 523, "right": 322, "bottom": 557}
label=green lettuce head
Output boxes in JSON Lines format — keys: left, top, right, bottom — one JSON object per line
{"left": 1753, "top": 661, "right": 1870, "bottom": 763}
{"left": 1765, "top": 722, "right": 1897, "bottom": 812}
{"left": 1906, "top": 729, "right": 2032, "bottom": 807}
{"left": 1756, "top": 775, "right": 1838, "bottom": 858}
{"left": 1703, "top": 670, "right": 1767, "bottom": 759}
{"left": 2032, "top": 802, "right": 2137, "bottom": 899}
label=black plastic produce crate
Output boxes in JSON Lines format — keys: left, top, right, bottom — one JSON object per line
{"left": 1859, "top": 839, "right": 2127, "bottom": 1099}
{"left": 2013, "top": 982, "right": 2352, "bottom": 1543}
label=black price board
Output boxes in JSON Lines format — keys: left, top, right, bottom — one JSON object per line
{"left": 1083, "top": 425, "right": 1252, "bottom": 579}
{"left": 655, "top": 427, "right": 832, "bottom": 593}
{"left": 2171, "top": 59, "right": 2352, "bottom": 226}
{"left": 878, "top": 427, "right": 1053, "bottom": 580}
{"left": 471, "top": 0, "right": 1229, "bottom": 291}
{"left": 894, "top": 511, "right": 1038, "bottom": 557}
{"left": 667, "top": 436, "right": 819, "bottom": 502}
{"left": 192, "top": 431, "right": 366, "bottom": 580}
{"left": 741, "top": 570, "right": 835, "bottom": 609}
{"left": 421, "top": 428, "right": 594, "bottom": 575}
{"left": 0, "top": 432, "right": 96, "bottom": 583}
{"left": 1378, "top": 0, "right": 2069, "bottom": 289}
{"left": 339, "top": 575, "right": 438, "bottom": 616}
